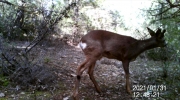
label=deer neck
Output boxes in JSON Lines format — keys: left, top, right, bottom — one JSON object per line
{"left": 126, "top": 38, "right": 157, "bottom": 60}
{"left": 138, "top": 38, "right": 158, "bottom": 52}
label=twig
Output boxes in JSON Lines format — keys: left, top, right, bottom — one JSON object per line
{"left": 24, "top": 3, "right": 76, "bottom": 54}
{"left": 0, "top": 0, "right": 13, "bottom": 5}
{"left": 1, "top": 53, "right": 16, "bottom": 67}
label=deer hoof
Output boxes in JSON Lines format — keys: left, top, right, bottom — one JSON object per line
{"left": 127, "top": 90, "right": 132, "bottom": 94}
{"left": 72, "top": 95, "right": 79, "bottom": 100}
{"left": 126, "top": 86, "right": 132, "bottom": 94}
{"left": 72, "top": 92, "right": 79, "bottom": 100}
{"left": 96, "top": 88, "right": 102, "bottom": 94}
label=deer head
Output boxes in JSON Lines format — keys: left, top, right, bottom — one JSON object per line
{"left": 147, "top": 27, "right": 166, "bottom": 47}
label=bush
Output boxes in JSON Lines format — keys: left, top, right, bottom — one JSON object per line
{"left": 146, "top": 45, "right": 176, "bottom": 61}
{"left": 10, "top": 65, "right": 59, "bottom": 90}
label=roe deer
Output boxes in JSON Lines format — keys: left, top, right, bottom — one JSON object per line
{"left": 73, "top": 27, "right": 166, "bottom": 99}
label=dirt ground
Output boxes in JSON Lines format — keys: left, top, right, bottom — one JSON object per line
{"left": 0, "top": 39, "right": 167, "bottom": 100}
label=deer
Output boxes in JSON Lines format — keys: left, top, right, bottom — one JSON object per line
{"left": 73, "top": 27, "right": 166, "bottom": 99}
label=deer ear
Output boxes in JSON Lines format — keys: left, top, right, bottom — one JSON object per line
{"left": 156, "top": 28, "right": 161, "bottom": 34}
{"left": 158, "top": 29, "right": 166, "bottom": 38}
{"left": 155, "top": 28, "right": 161, "bottom": 37}
{"left": 162, "top": 29, "right": 166, "bottom": 34}
{"left": 147, "top": 27, "right": 155, "bottom": 36}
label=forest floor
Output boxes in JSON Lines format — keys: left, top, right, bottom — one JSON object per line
{"left": 0, "top": 39, "right": 179, "bottom": 100}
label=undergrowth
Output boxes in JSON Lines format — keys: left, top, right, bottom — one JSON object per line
{"left": 133, "top": 58, "right": 180, "bottom": 100}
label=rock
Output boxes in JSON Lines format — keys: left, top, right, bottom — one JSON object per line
{"left": 0, "top": 93, "right": 5, "bottom": 97}
{"left": 70, "top": 73, "right": 76, "bottom": 77}
{"left": 63, "top": 96, "right": 70, "bottom": 100}
{"left": 20, "top": 92, "right": 25, "bottom": 95}
{"left": 112, "top": 72, "right": 118, "bottom": 76}
{"left": 16, "top": 85, "right": 21, "bottom": 91}
{"left": 115, "top": 61, "right": 122, "bottom": 68}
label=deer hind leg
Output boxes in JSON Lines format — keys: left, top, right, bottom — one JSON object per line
{"left": 73, "top": 58, "right": 95, "bottom": 99}
{"left": 73, "top": 59, "right": 88, "bottom": 99}
{"left": 88, "top": 60, "right": 102, "bottom": 93}
{"left": 122, "top": 60, "right": 132, "bottom": 94}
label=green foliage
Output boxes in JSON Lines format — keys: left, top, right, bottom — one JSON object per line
{"left": 0, "top": 0, "right": 67, "bottom": 40}
{"left": 146, "top": 1, "right": 180, "bottom": 99}
{"left": 147, "top": 0, "right": 180, "bottom": 62}
{"left": 161, "top": 64, "right": 180, "bottom": 99}
{"left": 0, "top": 0, "right": 125, "bottom": 43}
{"left": 0, "top": 76, "right": 9, "bottom": 87}
{"left": 148, "top": 0, "right": 180, "bottom": 55}
{"left": 147, "top": 45, "right": 176, "bottom": 61}
{"left": 44, "top": 57, "right": 51, "bottom": 63}
{"left": 109, "top": 10, "right": 125, "bottom": 31}
{"left": 144, "top": 61, "right": 180, "bottom": 99}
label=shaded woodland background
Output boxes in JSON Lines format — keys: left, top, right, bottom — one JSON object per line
{"left": 0, "top": 0, "right": 180, "bottom": 100}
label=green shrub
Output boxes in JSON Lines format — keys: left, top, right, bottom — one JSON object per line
{"left": 146, "top": 46, "right": 176, "bottom": 61}
{"left": 0, "top": 76, "right": 9, "bottom": 87}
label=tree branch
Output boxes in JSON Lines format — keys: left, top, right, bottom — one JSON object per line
{"left": 1, "top": 53, "right": 16, "bottom": 67}
{"left": 24, "top": 2, "right": 76, "bottom": 54}
{"left": 0, "top": 0, "right": 13, "bottom": 5}
{"left": 166, "top": 0, "right": 180, "bottom": 8}
{"left": 148, "top": 0, "right": 180, "bottom": 21}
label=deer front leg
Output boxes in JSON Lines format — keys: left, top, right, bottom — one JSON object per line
{"left": 122, "top": 60, "right": 132, "bottom": 94}
{"left": 125, "top": 73, "right": 131, "bottom": 94}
